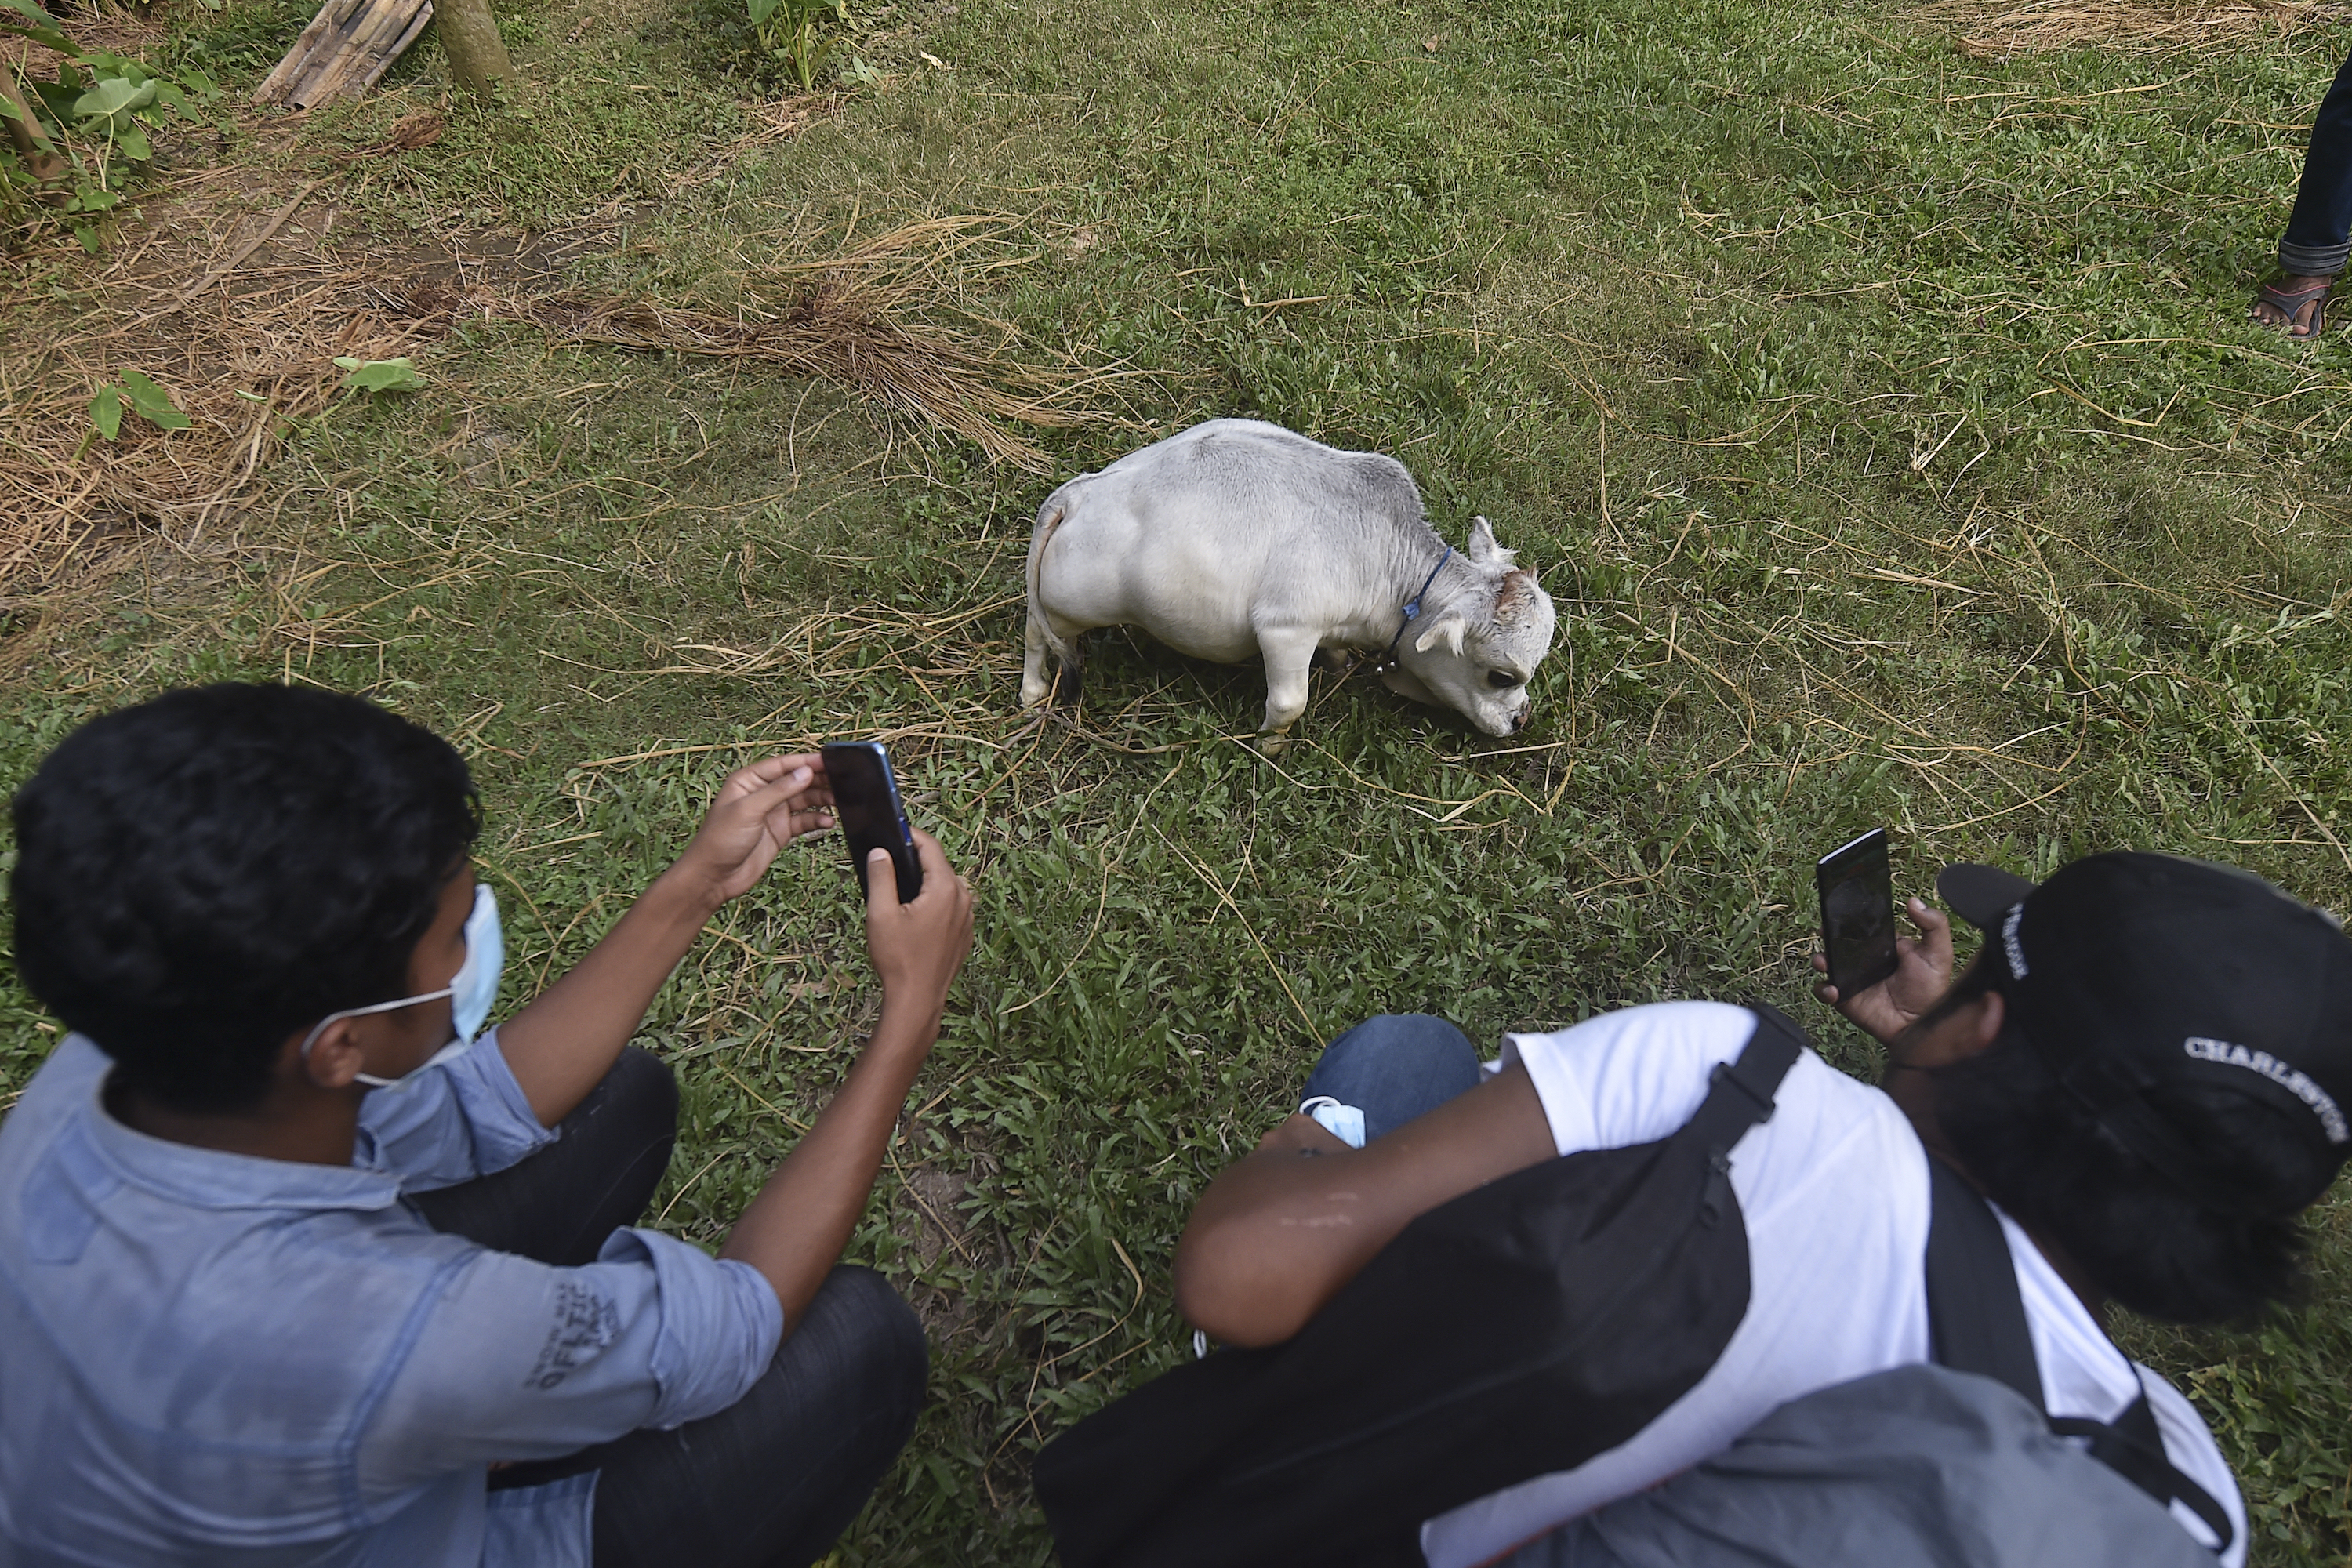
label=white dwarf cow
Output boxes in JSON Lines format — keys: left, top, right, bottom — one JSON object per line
{"left": 1018, "top": 419, "right": 1555, "bottom": 744}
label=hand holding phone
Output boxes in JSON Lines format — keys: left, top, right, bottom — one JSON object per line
{"left": 1810, "top": 829, "right": 1966, "bottom": 1046}
{"left": 822, "top": 741, "right": 924, "bottom": 905}
{"left": 860, "top": 826, "right": 975, "bottom": 1027}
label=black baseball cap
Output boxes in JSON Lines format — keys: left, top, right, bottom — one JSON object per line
{"left": 1936, "top": 851, "right": 2352, "bottom": 1216}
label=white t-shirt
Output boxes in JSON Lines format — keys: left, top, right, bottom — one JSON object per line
{"left": 1418, "top": 1001, "right": 2245, "bottom": 1568}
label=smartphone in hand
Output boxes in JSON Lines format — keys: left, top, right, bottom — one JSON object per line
{"left": 821, "top": 742, "right": 924, "bottom": 906}
{"left": 1817, "top": 828, "right": 1897, "bottom": 996}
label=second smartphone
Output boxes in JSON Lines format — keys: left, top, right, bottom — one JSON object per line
{"left": 821, "top": 741, "right": 924, "bottom": 905}
{"left": 1817, "top": 827, "right": 1898, "bottom": 996}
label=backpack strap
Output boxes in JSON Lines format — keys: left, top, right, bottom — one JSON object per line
{"left": 1923, "top": 1158, "right": 2041, "bottom": 1406}
{"left": 1924, "top": 1158, "right": 2234, "bottom": 1555}
{"left": 2051, "top": 1397, "right": 2237, "bottom": 1550}
{"left": 1675, "top": 1006, "right": 1806, "bottom": 1227}
{"left": 1681, "top": 1005, "right": 1806, "bottom": 1143}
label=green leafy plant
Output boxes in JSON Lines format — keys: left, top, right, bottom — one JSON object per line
{"left": 335, "top": 357, "right": 424, "bottom": 394}
{"left": 746, "top": 0, "right": 850, "bottom": 91}
{"left": 85, "top": 370, "right": 191, "bottom": 441}
{"left": 1, "top": 0, "right": 216, "bottom": 250}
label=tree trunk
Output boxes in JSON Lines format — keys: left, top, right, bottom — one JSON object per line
{"left": 433, "top": 0, "right": 511, "bottom": 96}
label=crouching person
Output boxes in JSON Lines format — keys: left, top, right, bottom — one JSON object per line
{"left": 0, "top": 684, "right": 976, "bottom": 1567}
{"left": 1037, "top": 853, "right": 2352, "bottom": 1568}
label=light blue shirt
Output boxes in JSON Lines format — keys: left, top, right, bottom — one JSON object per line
{"left": 0, "top": 1032, "right": 785, "bottom": 1567}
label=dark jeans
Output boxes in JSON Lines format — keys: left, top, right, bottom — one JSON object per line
{"left": 422, "top": 1047, "right": 927, "bottom": 1568}
{"left": 2282, "top": 48, "right": 2352, "bottom": 276}
{"left": 409, "top": 1046, "right": 683, "bottom": 1265}
{"left": 1299, "top": 1014, "right": 1486, "bottom": 1142}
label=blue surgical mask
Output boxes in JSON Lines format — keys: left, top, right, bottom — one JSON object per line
{"left": 298, "top": 884, "right": 506, "bottom": 1091}
{"left": 446, "top": 884, "right": 503, "bottom": 1047}
{"left": 1298, "top": 1095, "right": 1367, "bottom": 1149}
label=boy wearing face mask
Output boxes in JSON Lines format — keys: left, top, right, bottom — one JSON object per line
{"left": 0, "top": 684, "right": 976, "bottom": 1568}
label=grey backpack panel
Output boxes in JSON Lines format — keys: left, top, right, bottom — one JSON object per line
{"left": 1497, "top": 1363, "right": 2212, "bottom": 1568}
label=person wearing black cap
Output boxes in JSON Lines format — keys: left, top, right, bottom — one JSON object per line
{"left": 1167, "top": 851, "right": 2351, "bottom": 1566}
{"left": 1893, "top": 855, "right": 2350, "bottom": 1241}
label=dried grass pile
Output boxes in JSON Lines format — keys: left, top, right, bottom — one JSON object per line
{"left": 489, "top": 216, "right": 1107, "bottom": 471}
{"left": 3, "top": 173, "right": 1116, "bottom": 601}
{"left": 1911, "top": 0, "right": 2342, "bottom": 55}
{"left": 0, "top": 172, "right": 447, "bottom": 597}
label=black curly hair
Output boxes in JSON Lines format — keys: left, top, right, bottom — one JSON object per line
{"left": 1917, "top": 957, "right": 2326, "bottom": 1324}
{"left": 12, "top": 684, "right": 480, "bottom": 1113}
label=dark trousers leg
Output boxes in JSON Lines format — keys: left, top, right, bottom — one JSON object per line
{"left": 1298, "top": 1014, "right": 1486, "bottom": 1143}
{"left": 2282, "top": 49, "right": 2352, "bottom": 277}
{"left": 492, "top": 1264, "right": 929, "bottom": 1568}
{"left": 409, "top": 1046, "right": 678, "bottom": 1266}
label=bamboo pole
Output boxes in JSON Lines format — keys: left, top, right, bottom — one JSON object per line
{"left": 356, "top": 1, "right": 434, "bottom": 95}
{"left": 254, "top": 0, "right": 439, "bottom": 110}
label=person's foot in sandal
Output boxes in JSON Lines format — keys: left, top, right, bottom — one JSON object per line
{"left": 2252, "top": 274, "right": 2333, "bottom": 340}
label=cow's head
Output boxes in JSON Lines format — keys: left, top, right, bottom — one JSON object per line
{"left": 1381, "top": 517, "right": 1556, "bottom": 738}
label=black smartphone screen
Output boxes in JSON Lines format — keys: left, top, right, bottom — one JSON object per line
{"left": 1817, "top": 828, "right": 1897, "bottom": 996}
{"left": 821, "top": 742, "right": 924, "bottom": 906}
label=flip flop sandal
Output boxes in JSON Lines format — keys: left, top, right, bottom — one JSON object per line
{"left": 2253, "top": 280, "right": 2330, "bottom": 342}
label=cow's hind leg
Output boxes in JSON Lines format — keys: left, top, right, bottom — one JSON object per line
{"left": 1019, "top": 497, "right": 1083, "bottom": 711}
{"left": 1019, "top": 612, "right": 1053, "bottom": 708}
{"left": 1020, "top": 612, "right": 1083, "bottom": 710}
{"left": 1255, "top": 628, "right": 1319, "bottom": 753}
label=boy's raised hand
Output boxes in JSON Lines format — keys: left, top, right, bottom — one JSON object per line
{"left": 718, "top": 826, "right": 975, "bottom": 1329}
{"left": 674, "top": 755, "right": 837, "bottom": 907}
{"left": 862, "top": 828, "right": 974, "bottom": 1026}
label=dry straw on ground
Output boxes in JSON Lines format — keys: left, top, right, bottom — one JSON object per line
{"left": 0, "top": 168, "right": 442, "bottom": 592}
{"left": 1911, "top": 0, "right": 2343, "bottom": 55}
{"left": 495, "top": 216, "right": 1103, "bottom": 470}
{"left": 2, "top": 107, "right": 1116, "bottom": 601}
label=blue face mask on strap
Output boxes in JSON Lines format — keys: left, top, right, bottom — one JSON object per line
{"left": 445, "top": 884, "right": 504, "bottom": 1047}
{"left": 297, "top": 884, "right": 505, "bottom": 1091}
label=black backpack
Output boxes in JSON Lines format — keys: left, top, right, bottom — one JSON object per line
{"left": 1031, "top": 1005, "right": 1809, "bottom": 1568}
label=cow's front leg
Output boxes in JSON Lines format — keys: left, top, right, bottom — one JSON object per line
{"left": 1255, "top": 628, "right": 1319, "bottom": 753}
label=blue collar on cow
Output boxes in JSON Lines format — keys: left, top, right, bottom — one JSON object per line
{"left": 1375, "top": 546, "right": 1454, "bottom": 671}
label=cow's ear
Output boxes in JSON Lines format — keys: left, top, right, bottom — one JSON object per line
{"left": 1465, "top": 515, "right": 1504, "bottom": 564}
{"left": 1494, "top": 568, "right": 1539, "bottom": 622}
{"left": 1414, "top": 612, "right": 1468, "bottom": 657}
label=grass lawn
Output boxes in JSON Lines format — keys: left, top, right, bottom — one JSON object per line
{"left": 5, "top": 0, "right": 2352, "bottom": 1557}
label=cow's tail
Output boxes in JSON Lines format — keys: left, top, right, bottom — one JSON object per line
{"left": 1025, "top": 492, "right": 1076, "bottom": 668}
